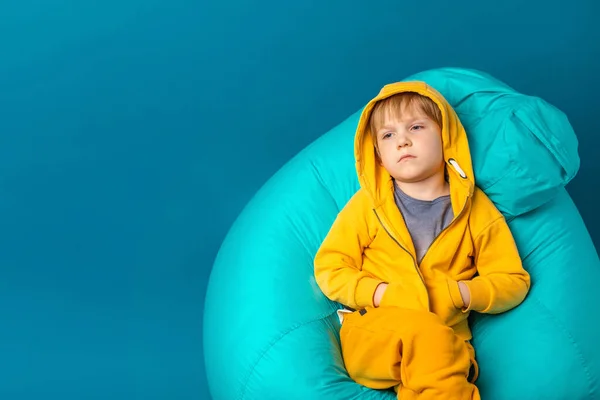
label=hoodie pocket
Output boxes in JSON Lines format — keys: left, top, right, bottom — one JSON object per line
{"left": 425, "top": 278, "right": 467, "bottom": 326}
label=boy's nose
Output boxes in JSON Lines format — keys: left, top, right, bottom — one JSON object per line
{"left": 397, "top": 136, "right": 410, "bottom": 148}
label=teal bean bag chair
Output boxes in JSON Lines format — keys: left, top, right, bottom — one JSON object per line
{"left": 203, "top": 68, "right": 600, "bottom": 399}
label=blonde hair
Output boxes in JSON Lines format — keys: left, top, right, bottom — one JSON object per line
{"left": 369, "top": 92, "right": 442, "bottom": 151}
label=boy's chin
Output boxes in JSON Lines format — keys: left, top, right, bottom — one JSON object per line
{"left": 393, "top": 172, "right": 443, "bottom": 185}
{"left": 393, "top": 174, "right": 427, "bottom": 184}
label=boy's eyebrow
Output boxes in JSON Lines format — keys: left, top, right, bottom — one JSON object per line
{"left": 378, "top": 118, "right": 429, "bottom": 131}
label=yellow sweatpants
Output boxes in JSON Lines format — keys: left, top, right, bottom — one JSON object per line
{"left": 340, "top": 307, "right": 480, "bottom": 400}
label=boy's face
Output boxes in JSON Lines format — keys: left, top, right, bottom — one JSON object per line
{"left": 374, "top": 107, "right": 444, "bottom": 185}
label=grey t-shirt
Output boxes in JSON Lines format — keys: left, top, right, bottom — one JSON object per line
{"left": 393, "top": 182, "right": 454, "bottom": 264}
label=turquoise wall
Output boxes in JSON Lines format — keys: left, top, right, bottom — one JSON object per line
{"left": 0, "top": 0, "right": 597, "bottom": 398}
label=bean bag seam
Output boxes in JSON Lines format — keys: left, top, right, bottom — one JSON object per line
{"left": 529, "top": 295, "right": 595, "bottom": 396}
{"left": 237, "top": 311, "right": 335, "bottom": 400}
{"left": 309, "top": 159, "right": 341, "bottom": 210}
{"left": 475, "top": 119, "right": 514, "bottom": 192}
{"left": 513, "top": 100, "right": 573, "bottom": 179}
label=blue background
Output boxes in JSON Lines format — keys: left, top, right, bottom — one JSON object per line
{"left": 0, "top": 0, "right": 598, "bottom": 399}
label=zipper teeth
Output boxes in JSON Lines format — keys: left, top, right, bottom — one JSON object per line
{"left": 373, "top": 210, "right": 424, "bottom": 285}
{"left": 419, "top": 197, "right": 470, "bottom": 266}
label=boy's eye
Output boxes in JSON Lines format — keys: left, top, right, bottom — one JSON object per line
{"left": 383, "top": 132, "right": 393, "bottom": 139}
{"left": 411, "top": 125, "right": 424, "bottom": 131}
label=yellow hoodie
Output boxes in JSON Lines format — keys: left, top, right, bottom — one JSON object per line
{"left": 314, "top": 81, "right": 531, "bottom": 342}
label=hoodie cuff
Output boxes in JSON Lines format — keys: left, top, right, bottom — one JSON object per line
{"left": 355, "top": 277, "right": 384, "bottom": 308}
{"left": 447, "top": 279, "right": 465, "bottom": 309}
{"left": 463, "top": 279, "right": 491, "bottom": 312}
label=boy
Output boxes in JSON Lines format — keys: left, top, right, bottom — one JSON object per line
{"left": 314, "top": 81, "right": 530, "bottom": 400}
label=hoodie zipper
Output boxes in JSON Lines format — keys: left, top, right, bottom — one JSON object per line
{"left": 418, "top": 195, "right": 470, "bottom": 267}
{"left": 373, "top": 209, "right": 428, "bottom": 306}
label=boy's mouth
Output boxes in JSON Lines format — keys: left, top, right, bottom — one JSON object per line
{"left": 398, "top": 154, "right": 415, "bottom": 163}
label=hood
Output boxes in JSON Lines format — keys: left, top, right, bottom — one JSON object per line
{"left": 354, "top": 81, "right": 474, "bottom": 216}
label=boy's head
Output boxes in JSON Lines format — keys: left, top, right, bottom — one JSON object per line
{"left": 368, "top": 92, "right": 445, "bottom": 184}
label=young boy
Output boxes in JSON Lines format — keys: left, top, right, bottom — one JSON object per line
{"left": 314, "top": 81, "right": 530, "bottom": 400}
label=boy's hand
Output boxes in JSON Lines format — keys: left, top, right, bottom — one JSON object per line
{"left": 458, "top": 281, "right": 471, "bottom": 308}
{"left": 373, "top": 283, "right": 388, "bottom": 307}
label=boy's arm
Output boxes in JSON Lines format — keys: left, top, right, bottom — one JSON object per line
{"left": 460, "top": 216, "right": 531, "bottom": 314}
{"left": 314, "top": 192, "right": 382, "bottom": 310}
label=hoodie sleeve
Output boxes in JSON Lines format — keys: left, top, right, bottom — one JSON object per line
{"left": 463, "top": 215, "right": 531, "bottom": 314}
{"left": 314, "top": 191, "right": 383, "bottom": 310}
